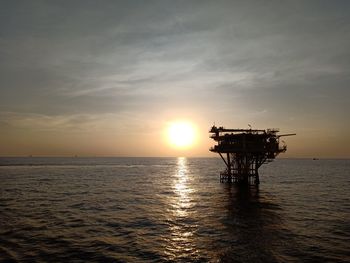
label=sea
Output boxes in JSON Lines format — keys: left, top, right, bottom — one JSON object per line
{"left": 0, "top": 157, "right": 349, "bottom": 262}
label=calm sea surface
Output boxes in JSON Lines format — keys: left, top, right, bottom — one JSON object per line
{"left": 0, "top": 157, "right": 349, "bottom": 262}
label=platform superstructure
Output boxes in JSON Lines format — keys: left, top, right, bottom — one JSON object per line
{"left": 209, "top": 125, "right": 295, "bottom": 184}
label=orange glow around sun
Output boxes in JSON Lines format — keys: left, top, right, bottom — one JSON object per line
{"left": 167, "top": 121, "right": 196, "bottom": 149}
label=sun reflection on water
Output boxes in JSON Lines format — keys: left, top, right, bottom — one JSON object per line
{"left": 173, "top": 157, "right": 193, "bottom": 217}
{"left": 165, "top": 157, "right": 199, "bottom": 260}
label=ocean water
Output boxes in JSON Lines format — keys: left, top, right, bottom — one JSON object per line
{"left": 0, "top": 157, "right": 349, "bottom": 262}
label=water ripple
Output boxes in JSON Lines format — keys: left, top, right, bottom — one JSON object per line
{"left": 0, "top": 158, "right": 349, "bottom": 262}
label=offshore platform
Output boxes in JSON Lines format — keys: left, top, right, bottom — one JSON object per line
{"left": 209, "top": 125, "right": 295, "bottom": 185}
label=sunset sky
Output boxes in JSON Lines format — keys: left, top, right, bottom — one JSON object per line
{"left": 0, "top": 1, "right": 349, "bottom": 158}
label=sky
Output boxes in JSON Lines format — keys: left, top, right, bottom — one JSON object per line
{"left": 0, "top": 0, "right": 349, "bottom": 158}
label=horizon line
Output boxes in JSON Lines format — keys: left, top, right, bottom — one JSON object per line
{"left": 0, "top": 156, "right": 349, "bottom": 160}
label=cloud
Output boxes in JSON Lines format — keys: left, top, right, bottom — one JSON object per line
{"left": 0, "top": 112, "right": 103, "bottom": 132}
{"left": 0, "top": 1, "right": 349, "bottom": 156}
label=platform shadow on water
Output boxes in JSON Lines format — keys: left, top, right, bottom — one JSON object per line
{"left": 217, "top": 184, "right": 294, "bottom": 263}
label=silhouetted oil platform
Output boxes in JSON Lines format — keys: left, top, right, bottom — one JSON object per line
{"left": 209, "top": 125, "right": 295, "bottom": 184}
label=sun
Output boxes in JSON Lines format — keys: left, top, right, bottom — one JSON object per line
{"left": 168, "top": 121, "right": 196, "bottom": 148}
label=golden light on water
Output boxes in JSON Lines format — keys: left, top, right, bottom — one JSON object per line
{"left": 167, "top": 121, "right": 196, "bottom": 149}
{"left": 173, "top": 157, "right": 193, "bottom": 217}
{"left": 165, "top": 157, "right": 198, "bottom": 259}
